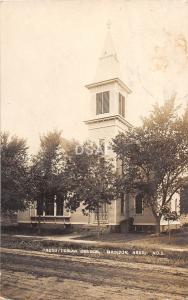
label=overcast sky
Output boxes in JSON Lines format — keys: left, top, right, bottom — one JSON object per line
{"left": 1, "top": 0, "right": 188, "bottom": 153}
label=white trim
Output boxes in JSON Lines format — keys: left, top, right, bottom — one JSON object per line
{"left": 35, "top": 215, "right": 70, "bottom": 218}
{"left": 85, "top": 78, "right": 132, "bottom": 94}
{"left": 18, "top": 221, "right": 33, "bottom": 223}
{"left": 18, "top": 220, "right": 121, "bottom": 226}
{"left": 133, "top": 222, "right": 156, "bottom": 225}
{"left": 134, "top": 222, "right": 180, "bottom": 226}
{"left": 18, "top": 221, "right": 70, "bottom": 224}
{"left": 70, "top": 222, "right": 90, "bottom": 224}
{"left": 63, "top": 221, "right": 104, "bottom": 225}
{"left": 85, "top": 114, "right": 132, "bottom": 128}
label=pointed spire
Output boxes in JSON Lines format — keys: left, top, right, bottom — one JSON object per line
{"left": 95, "top": 21, "right": 120, "bottom": 82}
{"left": 107, "top": 19, "right": 111, "bottom": 30}
{"left": 100, "top": 20, "right": 118, "bottom": 60}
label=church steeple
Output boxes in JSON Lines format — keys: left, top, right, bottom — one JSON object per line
{"left": 85, "top": 22, "right": 132, "bottom": 132}
{"left": 101, "top": 21, "right": 117, "bottom": 59}
{"left": 95, "top": 21, "right": 120, "bottom": 82}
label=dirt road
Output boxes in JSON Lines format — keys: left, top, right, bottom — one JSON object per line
{"left": 1, "top": 248, "right": 188, "bottom": 300}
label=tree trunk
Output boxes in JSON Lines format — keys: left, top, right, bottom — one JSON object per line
{"left": 168, "top": 219, "right": 171, "bottom": 243}
{"left": 155, "top": 216, "right": 161, "bottom": 235}
{"left": 38, "top": 214, "right": 41, "bottom": 235}
{"left": 38, "top": 198, "right": 44, "bottom": 235}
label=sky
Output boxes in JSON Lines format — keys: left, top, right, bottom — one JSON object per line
{"left": 1, "top": 0, "right": 188, "bottom": 153}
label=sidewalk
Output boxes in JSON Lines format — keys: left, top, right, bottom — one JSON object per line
{"left": 13, "top": 233, "right": 97, "bottom": 245}
{"left": 5, "top": 233, "right": 188, "bottom": 252}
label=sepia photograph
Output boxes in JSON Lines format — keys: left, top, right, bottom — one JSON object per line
{"left": 1, "top": 0, "right": 188, "bottom": 299}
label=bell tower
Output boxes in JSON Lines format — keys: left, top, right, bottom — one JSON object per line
{"left": 85, "top": 23, "right": 132, "bottom": 158}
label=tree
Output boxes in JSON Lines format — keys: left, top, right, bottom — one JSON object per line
{"left": 162, "top": 205, "right": 180, "bottom": 242}
{"left": 112, "top": 98, "right": 188, "bottom": 234}
{"left": 29, "top": 130, "right": 69, "bottom": 231}
{"left": 65, "top": 141, "right": 116, "bottom": 236}
{"left": 1, "top": 132, "right": 29, "bottom": 213}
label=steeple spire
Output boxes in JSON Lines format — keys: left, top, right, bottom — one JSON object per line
{"left": 95, "top": 22, "right": 120, "bottom": 82}
{"left": 106, "top": 19, "right": 111, "bottom": 30}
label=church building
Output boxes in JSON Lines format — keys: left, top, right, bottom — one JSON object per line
{"left": 17, "top": 25, "right": 180, "bottom": 233}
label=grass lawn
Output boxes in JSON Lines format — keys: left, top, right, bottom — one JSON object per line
{"left": 76, "top": 230, "right": 188, "bottom": 250}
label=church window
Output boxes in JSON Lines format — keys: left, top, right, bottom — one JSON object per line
{"left": 121, "top": 193, "right": 125, "bottom": 215}
{"left": 175, "top": 198, "right": 178, "bottom": 212}
{"left": 95, "top": 203, "right": 108, "bottom": 221}
{"left": 36, "top": 200, "right": 44, "bottom": 216}
{"left": 45, "top": 198, "right": 54, "bottom": 215}
{"left": 135, "top": 193, "right": 143, "bottom": 215}
{"left": 96, "top": 91, "right": 109, "bottom": 114}
{"left": 56, "top": 199, "right": 64, "bottom": 216}
{"left": 119, "top": 93, "right": 125, "bottom": 117}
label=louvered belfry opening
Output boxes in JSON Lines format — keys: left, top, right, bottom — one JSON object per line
{"left": 96, "top": 91, "right": 110, "bottom": 115}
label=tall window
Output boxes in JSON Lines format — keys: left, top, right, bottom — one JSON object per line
{"left": 37, "top": 200, "right": 44, "bottom": 216}
{"left": 135, "top": 193, "right": 143, "bottom": 215}
{"left": 45, "top": 198, "right": 54, "bottom": 215}
{"left": 175, "top": 198, "right": 178, "bottom": 212}
{"left": 119, "top": 93, "right": 125, "bottom": 117}
{"left": 56, "top": 198, "right": 64, "bottom": 216}
{"left": 96, "top": 91, "right": 110, "bottom": 115}
{"left": 95, "top": 203, "right": 108, "bottom": 221}
{"left": 121, "top": 193, "right": 125, "bottom": 215}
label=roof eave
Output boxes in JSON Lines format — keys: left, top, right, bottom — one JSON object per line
{"left": 85, "top": 78, "right": 132, "bottom": 94}
{"left": 84, "top": 114, "right": 133, "bottom": 128}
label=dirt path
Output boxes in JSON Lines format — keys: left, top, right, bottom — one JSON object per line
{"left": 1, "top": 248, "right": 188, "bottom": 300}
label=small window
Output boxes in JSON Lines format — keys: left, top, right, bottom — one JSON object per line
{"left": 119, "top": 93, "right": 125, "bottom": 117}
{"left": 135, "top": 193, "right": 143, "bottom": 215}
{"left": 96, "top": 91, "right": 110, "bottom": 114}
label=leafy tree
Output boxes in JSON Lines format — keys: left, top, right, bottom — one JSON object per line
{"left": 1, "top": 132, "right": 29, "bottom": 213}
{"left": 29, "top": 130, "right": 69, "bottom": 230}
{"left": 163, "top": 205, "right": 180, "bottom": 242}
{"left": 65, "top": 141, "right": 116, "bottom": 236}
{"left": 112, "top": 98, "right": 188, "bottom": 233}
